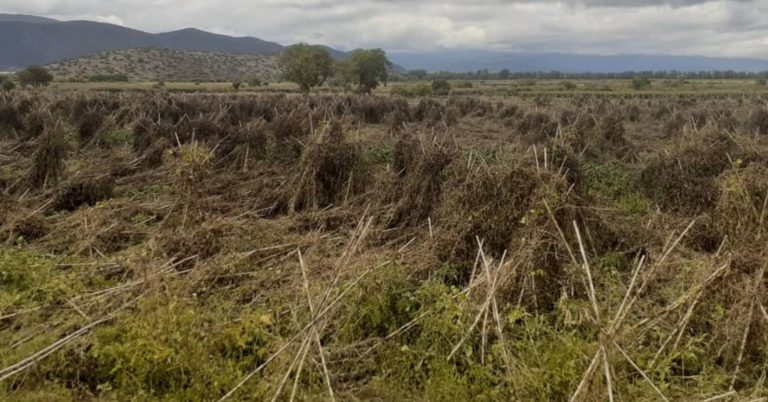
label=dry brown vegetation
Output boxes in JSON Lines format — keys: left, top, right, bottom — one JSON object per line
{"left": 1, "top": 90, "right": 768, "bottom": 401}
{"left": 46, "top": 48, "right": 281, "bottom": 83}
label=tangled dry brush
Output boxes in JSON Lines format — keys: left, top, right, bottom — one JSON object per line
{"left": 1, "top": 90, "right": 768, "bottom": 400}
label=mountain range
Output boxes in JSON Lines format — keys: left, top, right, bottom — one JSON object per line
{"left": 0, "top": 13, "right": 287, "bottom": 70}
{"left": 3, "top": 12, "right": 768, "bottom": 74}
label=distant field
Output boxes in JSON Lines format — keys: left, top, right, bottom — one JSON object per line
{"left": 392, "top": 78, "right": 768, "bottom": 95}
{"left": 50, "top": 81, "right": 298, "bottom": 92}
{"left": 47, "top": 78, "right": 768, "bottom": 95}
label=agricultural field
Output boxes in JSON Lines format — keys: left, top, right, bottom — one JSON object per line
{"left": 42, "top": 78, "right": 768, "bottom": 96}
{"left": 1, "top": 89, "right": 768, "bottom": 401}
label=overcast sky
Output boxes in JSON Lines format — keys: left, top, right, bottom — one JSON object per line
{"left": 2, "top": 0, "right": 768, "bottom": 57}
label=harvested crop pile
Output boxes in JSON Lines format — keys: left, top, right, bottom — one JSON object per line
{"left": 0, "top": 103, "right": 23, "bottom": 136}
{"left": 414, "top": 98, "right": 451, "bottom": 127}
{"left": 388, "top": 141, "right": 455, "bottom": 227}
{"left": 2, "top": 91, "right": 768, "bottom": 402}
{"left": 282, "top": 120, "right": 363, "bottom": 213}
{"left": 516, "top": 111, "right": 558, "bottom": 142}
{"left": 641, "top": 131, "right": 741, "bottom": 213}
{"left": 714, "top": 163, "right": 768, "bottom": 239}
{"left": 747, "top": 107, "right": 768, "bottom": 135}
{"left": 2, "top": 213, "right": 49, "bottom": 243}
{"left": 22, "top": 108, "right": 48, "bottom": 139}
{"left": 52, "top": 176, "right": 114, "bottom": 212}
{"left": 434, "top": 157, "right": 547, "bottom": 264}
{"left": 76, "top": 109, "right": 106, "bottom": 144}
{"left": 26, "top": 120, "right": 67, "bottom": 189}
{"left": 214, "top": 120, "right": 268, "bottom": 168}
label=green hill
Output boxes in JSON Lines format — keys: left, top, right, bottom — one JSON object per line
{"left": 45, "top": 48, "right": 280, "bottom": 82}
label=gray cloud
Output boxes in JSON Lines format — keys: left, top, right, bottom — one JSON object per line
{"left": 1, "top": 0, "right": 767, "bottom": 57}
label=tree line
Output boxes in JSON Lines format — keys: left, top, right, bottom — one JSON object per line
{"left": 403, "top": 68, "right": 768, "bottom": 81}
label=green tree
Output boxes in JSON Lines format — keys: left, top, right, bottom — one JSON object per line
{"left": 348, "top": 49, "right": 391, "bottom": 94}
{"left": 330, "top": 59, "right": 356, "bottom": 91}
{"left": 498, "top": 69, "right": 511, "bottom": 80}
{"left": 17, "top": 65, "right": 53, "bottom": 88}
{"left": 278, "top": 44, "right": 334, "bottom": 93}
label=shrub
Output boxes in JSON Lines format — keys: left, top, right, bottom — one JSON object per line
{"left": 431, "top": 79, "right": 451, "bottom": 95}
{"left": 631, "top": 76, "right": 651, "bottom": 90}
{"left": 0, "top": 76, "right": 15, "bottom": 91}
{"left": 561, "top": 80, "right": 577, "bottom": 90}
{"left": 88, "top": 74, "right": 129, "bottom": 82}
{"left": 391, "top": 84, "right": 432, "bottom": 97}
{"left": 17, "top": 65, "right": 54, "bottom": 88}
{"left": 411, "top": 84, "right": 433, "bottom": 96}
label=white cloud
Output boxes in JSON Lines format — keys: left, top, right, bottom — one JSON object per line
{"left": 1, "top": 0, "right": 767, "bottom": 57}
{"left": 93, "top": 14, "right": 125, "bottom": 25}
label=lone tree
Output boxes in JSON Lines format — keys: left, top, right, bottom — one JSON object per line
{"left": 278, "top": 44, "right": 333, "bottom": 93}
{"left": 17, "top": 65, "right": 53, "bottom": 88}
{"left": 348, "top": 49, "right": 391, "bottom": 94}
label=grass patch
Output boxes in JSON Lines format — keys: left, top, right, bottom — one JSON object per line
{"left": 582, "top": 161, "right": 650, "bottom": 214}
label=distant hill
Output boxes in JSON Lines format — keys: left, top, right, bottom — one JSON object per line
{"left": 389, "top": 50, "right": 768, "bottom": 73}
{"left": 0, "top": 14, "right": 56, "bottom": 23}
{"left": 0, "top": 13, "right": 287, "bottom": 70}
{"left": 46, "top": 48, "right": 280, "bottom": 82}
